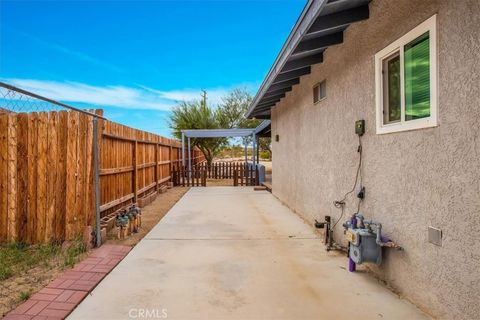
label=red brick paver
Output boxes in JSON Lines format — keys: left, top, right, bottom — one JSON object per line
{"left": 5, "top": 245, "right": 131, "bottom": 320}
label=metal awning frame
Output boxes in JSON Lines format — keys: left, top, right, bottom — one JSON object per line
{"left": 180, "top": 121, "right": 270, "bottom": 173}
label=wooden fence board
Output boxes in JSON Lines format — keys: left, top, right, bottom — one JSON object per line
{"left": 26, "top": 113, "right": 38, "bottom": 243}
{"left": 6, "top": 114, "right": 18, "bottom": 241}
{"left": 75, "top": 113, "right": 87, "bottom": 236}
{"left": 36, "top": 112, "right": 48, "bottom": 242}
{"left": 16, "top": 113, "right": 29, "bottom": 241}
{"left": 55, "top": 111, "right": 67, "bottom": 241}
{"left": 65, "top": 111, "right": 78, "bottom": 240}
{"left": 45, "top": 112, "right": 58, "bottom": 242}
{"left": 0, "top": 114, "right": 9, "bottom": 242}
{"left": 85, "top": 117, "right": 94, "bottom": 227}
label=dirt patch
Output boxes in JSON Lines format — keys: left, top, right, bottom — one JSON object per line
{"left": 206, "top": 179, "right": 234, "bottom": 187}
{"left": 106, "top": 187, "right": 190, "bottom": 247}
{"left": 0, "top": 240, "right": 88, "bottom": 317}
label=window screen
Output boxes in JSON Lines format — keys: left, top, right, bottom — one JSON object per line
{"left": 404, "top": 32, "right": 430, "bottom": 121}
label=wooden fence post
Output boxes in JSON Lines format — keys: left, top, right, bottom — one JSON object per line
{"left": 169, "top": 145, "right": 173, "bottom": 183}
{"left": 154, "top": 143, "right": 159, "bottom": 191}
{"left": 202, "top": 169, "right": 206, "bottom": 187}
{"left": 133, "top": 140, "right": 138, "bottom": 203}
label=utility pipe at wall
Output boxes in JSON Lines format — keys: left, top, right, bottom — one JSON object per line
{"left": 348, "top": 215, "right": 357, "bottom": 272}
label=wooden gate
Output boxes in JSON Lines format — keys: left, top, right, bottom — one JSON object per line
{"left": 233, "top": 165, "right": 259, "bottom": 186}
{"left": 171, "top": 166, "right": 207, "bottom": 187}
{"left": 171, "top": 162, "right": 259, "bottom": 187}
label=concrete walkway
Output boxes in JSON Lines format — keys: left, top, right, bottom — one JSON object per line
{"left": 69, "top": 187, "right": 428, "bottom": 320}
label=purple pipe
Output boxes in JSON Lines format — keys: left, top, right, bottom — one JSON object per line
{"left": 348, "top": 215, "right": 357, "bottom": 272}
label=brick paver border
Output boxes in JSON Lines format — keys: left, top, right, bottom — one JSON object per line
{"left": 4, "top": 244, "right": 131, "bottom": 320}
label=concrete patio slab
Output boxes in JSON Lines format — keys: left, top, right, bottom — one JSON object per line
{"left": 69, "top": 187, "right": 429, "bottom": 320}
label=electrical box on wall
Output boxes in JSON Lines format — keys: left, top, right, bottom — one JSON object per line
{"left": 275, "top": 134, "right": 279, "bottom": 142}
{"left": 355, "top": 119, "right": 365, "bottom": 136}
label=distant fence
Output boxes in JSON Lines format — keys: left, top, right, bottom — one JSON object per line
{"left": 178, "top": 162, "right": 260, "bottom": 186}
{"left": 233, "top": 164, "right": 259, "bottom": 186}
{"left": 197, "top": 161, "right": 247, "bottom": 179}
{"left": 171, "top": 167, "right": 207, "bottom": 187}
{"left": 175, "top": 162, "right": 259, "bottom": 186}
{"left": 0, "top": 82, "right": 204, "bottom": 244}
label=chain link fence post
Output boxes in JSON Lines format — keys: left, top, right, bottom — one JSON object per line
{"left": 0, "top": 82, "right": 106, "bottom": 245}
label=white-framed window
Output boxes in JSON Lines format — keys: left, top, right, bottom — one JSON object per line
{"left": 313, "top": 80, "right": 326, "bottom": 104}
{"left": 375, "top": 15, "right": 437, "bottom": 134}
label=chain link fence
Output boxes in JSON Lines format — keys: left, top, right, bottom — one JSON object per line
{"left": 0, "top": 82, "right": 104, "bottom": 246}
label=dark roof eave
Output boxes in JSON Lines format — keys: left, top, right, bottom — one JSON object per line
{"left": 247, "top": 0, "right": 371, "bottom": 119}
{"left": 246, "top": 0, "right": 328, "bottom": 118}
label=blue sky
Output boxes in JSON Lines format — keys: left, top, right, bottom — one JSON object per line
{"left": 0, "top": 0, "right": 305, "bottom": 137}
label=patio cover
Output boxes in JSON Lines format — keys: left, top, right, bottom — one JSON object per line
{"left": 181, "top": 120, "right": 271, "bottom": 171}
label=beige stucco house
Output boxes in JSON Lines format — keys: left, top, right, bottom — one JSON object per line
{"left": 247, "top": 0, "right": 480, "bottom": 319}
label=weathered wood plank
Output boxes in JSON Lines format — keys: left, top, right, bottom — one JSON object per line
{"left": 36, "top": 112, "right": 48, "bottom": 242}
{"left": 84, "top": 115, "right": 94, "bottom": 227}
{"left": 100, "top": 165, "right": 134, "bottom": 176}
{"left": 0, "top": 114, "right": 9, "bottom": 243}
{"left": 65, "top": 111, "right": 78, "bottom": 239}
{"left": 6, "top": 114, "right": 18, "bottom": 241}
{"left": 55, "top": 111, "right": 67, "bottom": 241}
{"left": 45, "top": 112, "right": 58, "bottom": 242}
{"left": 26, "top": 113, "right": 38, "bottom": 243}
{"left": 16, "top": 113, "right": 29, "bottom": 242}
{"left": 133, "top": 140, "right": 137, "bottom": 203}
{"left": 100, "top": 193, "right": 134, "bottom": 212}
{"left": 75, "top": 113, "right": 87, "bottom": 234}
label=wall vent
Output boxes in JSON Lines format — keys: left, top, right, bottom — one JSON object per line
{"left": 428, "top": 226, "right": 442, "bottom": 246}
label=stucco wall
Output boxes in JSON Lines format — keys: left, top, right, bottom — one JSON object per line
{"left": 271, "top": 0, "right": 480, "bottom": 319}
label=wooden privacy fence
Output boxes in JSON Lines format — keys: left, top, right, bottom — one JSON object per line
{"left": 98, "top": 121, "right": 204, "bottom": 218}
{"left": 0, "top": 110, "right": 100, "bottom": 244}
{"left": 0, "top": 109, "right": 204, "bottom": 244}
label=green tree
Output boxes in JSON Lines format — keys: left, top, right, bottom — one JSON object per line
{"left": 258, "top": 137, "right": 272, "bottom": 160}
{"left": 217, "top": 88, "right": 261, "bottom": 150}
{"left": 217, "top": 88, "right": 258, "bottom": 129}
{"left": 169, "top": 100, "right": 227, "bottom": 166}
{"left": 170, "top": 88, "right": 271, "bottom": 165}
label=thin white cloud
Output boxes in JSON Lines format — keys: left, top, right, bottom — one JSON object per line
{"left": 3, "top": 78, "right": 260, "bottom": 112}
{"left": 139, "top": 85, "right": 229, "bottom": 106}
{"left": 4, "top": 78, "right": 174, "bottom": 111}
{"left": 20, "top": 32, "right": 124, "bottom": 73}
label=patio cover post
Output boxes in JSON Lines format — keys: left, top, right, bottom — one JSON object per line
{"left": 188, "top": 137, "right": 192, "bottom": 175}
{"left": 252, "top": 132, "right": 256, "bottom": 166}
{"left": 256, "top": 136, "right": 260, "bottom": 164}
{"left": 244, "top": 141, "right": 248, "bottom": 164}
{"left": 182, "top": 132, "right": 185, "bottom": 168}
